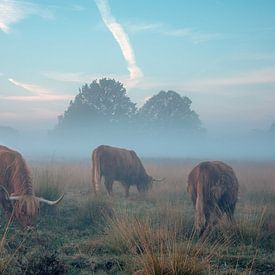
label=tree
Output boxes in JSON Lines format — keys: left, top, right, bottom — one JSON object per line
{"left": 138, "top": 90, "right": 202, "bottom": 133}
{"left": 57, "top": 78, "right": 137, "bottom": 131}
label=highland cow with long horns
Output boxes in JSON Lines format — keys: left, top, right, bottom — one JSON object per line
{"left": 0, "top": 145, "right": 63, "bottom": 227}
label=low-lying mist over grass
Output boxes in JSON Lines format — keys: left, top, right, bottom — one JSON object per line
{"left": 2, "top": 129, "right": 274, "bottom": 161}
{"left": 1, "top": 79, "right": 274, "bottom": 160}
{"left": 0, "top": 159, "right": 274, "bottom": 274}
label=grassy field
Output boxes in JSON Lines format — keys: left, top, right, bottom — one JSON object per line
{"left": 0, "top": 159, "right": 274, "bottom": 274}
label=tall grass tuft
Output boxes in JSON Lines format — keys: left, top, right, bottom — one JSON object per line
{"left": 33, "top": 168, "right": 63, "bottom": 200}
{"left": 32, "top": 168, "right": 64, "bottom": 215}
{"left": 104, "top": 212, "right": 209, "bottom": 274}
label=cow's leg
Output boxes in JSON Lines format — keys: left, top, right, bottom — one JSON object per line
{"left": 200, "top": 207, "right": 222, "bottom": 241}
{"left": 104, "top": 179, "right": 113, "bottom": 196}
{"left": 199, "top": 210, "right": 210, "bottom": 240}
{"left": 225, "top": 204, "right": 237, "bottom": 227}
{"left": 211, "top": 206, "right": 223, "bottom": 228}
{"left": 124, "top": 185, "right": 130, "bottom": 198}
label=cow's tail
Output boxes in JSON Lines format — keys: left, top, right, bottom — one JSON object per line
{"left": 92, "top": 150, "right": 100, "bottom": 194}
{"left": 195, "top": 170, "right": 205, "bottom": 235}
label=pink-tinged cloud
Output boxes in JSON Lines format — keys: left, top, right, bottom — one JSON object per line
{"left": 9, "top": 78, "right": 54, "bottom": 95}
{"left": 6, "top": 78, "right": 73, "bottom": 101}
{"left": 95, "top": 0, "right": 143, "bottom": 82}
{"left": 0, "top": 21, "right": 9, "bottom": 32}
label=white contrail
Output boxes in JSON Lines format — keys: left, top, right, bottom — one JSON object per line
{"left": 95, "top": 0, "right": 143, "bottom": 81}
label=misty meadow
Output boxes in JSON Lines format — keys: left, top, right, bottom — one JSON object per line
{"left": 0, "top": 0, "right": 275, "bottom": 274}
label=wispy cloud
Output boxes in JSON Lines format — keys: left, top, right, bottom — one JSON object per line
{"left": 9, "top": 78, "right": 53, "bottom": 95}
{"left": 127, "top": 22, "right": 162, "bottom": 33}
{"left": 0, "top": 0, "right": 53, "bottom": 33}
{"left": 5, "top": 78, "right": 72, "bottom": 101}
{"left": 70, "top": 4, "right": 86, "bottom": 12}
{"left": 44, "top": 71, "right": 140, "bottom": 89}
{"left": 43, "top": 71, "right": 97, "bottom": 83}
{"left": 45, "top": 67, "right": 275, "bottom": 97}
{"left": 126, "top": 22, "right": 220, "bottom": 43}
{"left": 125, "top": 67, "right": 275, "bottom": 104}
{"left": 186, "top": 68, "right": 275, "bottom": 90}
{"left": 95, "top": 0, "right": 143, "bottom": 83}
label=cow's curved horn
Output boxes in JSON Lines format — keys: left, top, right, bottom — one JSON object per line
{"left": 8, "top": 196, "right": 21, "bottom": 201}
{"left": 153, "top": 177, "right": 165, "bottom": 182}
{"left": 36, "top": 194, "right": 64, "bottom": 205}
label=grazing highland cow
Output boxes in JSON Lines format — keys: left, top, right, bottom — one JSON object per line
{"left": 0, "top": 145, "right": 64, "bottom": 227}
{"left": 187, "top": 161, "right": 239, "bottom": 239}
{"left": 92, "top": 145, "right": 163, "bottom": 197}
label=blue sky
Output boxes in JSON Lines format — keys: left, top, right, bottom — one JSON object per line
{"left": 0, "top": 0, "right": 275, "bottom": 132}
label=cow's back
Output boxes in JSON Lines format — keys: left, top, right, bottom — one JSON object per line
{"left": 0, "top": 146, "right": 18, "bottom": 180}
{"left": 188, "top": 161, "right": 238, "bottom": 203}
{"left": 0, "top": 145, "right": 33, "bottom": 195}
{"left": 95, "top": 145, "right": 147, "bottom": 183}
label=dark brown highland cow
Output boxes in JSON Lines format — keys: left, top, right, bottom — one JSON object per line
{"left": 187, "top": 161, "right": 239, "bottom": 239}
{"left": 92, "top": 145, "right": 163, "bottom": 197}
{"left": 0, "top": 145, "right": 63, "bottom": 227}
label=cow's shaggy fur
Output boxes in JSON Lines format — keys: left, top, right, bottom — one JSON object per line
{"left": 0, "top": 145, "right": 39, "bottom": 226}
{"left": 92, "top": 145, "right": 153, "bottom": 197}
{"left": 187, "top": 161, "right": 239, "bottom": 239}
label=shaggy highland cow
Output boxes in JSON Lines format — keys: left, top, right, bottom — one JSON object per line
{"left": 187, "top": 161, "right": 239, "bottom": 239}
{"left": 92, "top": 145, "right": 163, "bottom": 197}
{"left": 0, "top": 145, "right": 63, "bottom": 227}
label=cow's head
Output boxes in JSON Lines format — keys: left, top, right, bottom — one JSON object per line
{"left": 137, "top": 176, "right": 165, "bottom": 194}
{"left": 13, "top": 195, "right": 39, "bottom": 226}
{"left": 0, "top": 185, "right": 64, "bottom": 227}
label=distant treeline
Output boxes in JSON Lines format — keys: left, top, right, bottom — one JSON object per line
{"left": 53, "top": 78, "right": 203, "bottom": 141}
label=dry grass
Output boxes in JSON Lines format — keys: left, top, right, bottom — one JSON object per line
{"left": 104, "top": 212, "right": 209, "bottom": 274}
{"left": 0, "top": 158, "right": 274, "bottom": 274}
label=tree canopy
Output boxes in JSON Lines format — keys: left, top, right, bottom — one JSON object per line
{"left": 138, "top": 90, "right": 201, "bottom": 132}
{"left": 57, "top": 78, "right": 136, "bottom": 130}
{"left": 55, "top": 79, "right": 202, "bottom": 139}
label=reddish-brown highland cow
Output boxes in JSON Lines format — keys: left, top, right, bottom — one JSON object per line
{"left": 92, "top": 145, "right": 163, "bottom": 197}
{"left": 0, "top": 145, "right": 64, "bottom": 227}
{"left": 187, "top": 161, "right": 239, "bottom": 239}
